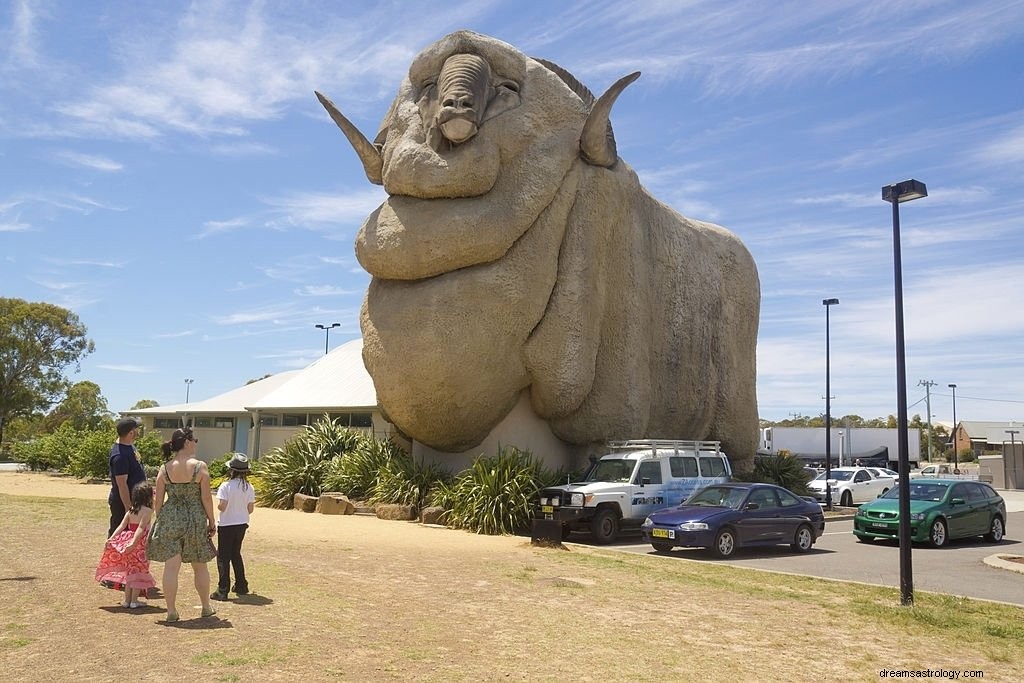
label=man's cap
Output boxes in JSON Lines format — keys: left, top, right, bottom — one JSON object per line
{"left": 116, "top": 417, "right": 142, "bottom": 437}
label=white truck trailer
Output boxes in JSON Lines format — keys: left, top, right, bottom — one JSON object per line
{"left": 760, "top": 426, "right": 920, "bottom": 470}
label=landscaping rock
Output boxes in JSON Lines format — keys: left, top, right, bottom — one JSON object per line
{"left": 293, "top": 493, "right": 318, "bottom": 513}
{"left": 375, "top": 503, "right": 417, "bottom": 521}
{"left": 420, "top": 506, "right": 445, "bottom": 525}
{"left": 316, "top": 492, "right": 356, "bottom": 515}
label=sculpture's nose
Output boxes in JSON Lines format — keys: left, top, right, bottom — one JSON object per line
{"left": 442, "top": 94, "right": 476, "bottom": 114}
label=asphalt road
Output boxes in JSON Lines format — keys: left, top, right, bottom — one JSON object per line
{"left": 576, "top": 511, "right": 1024, "bottom": 607}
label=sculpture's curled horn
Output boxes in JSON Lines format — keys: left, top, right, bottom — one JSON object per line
{"left": 579, "top": 72, "right": 640, "bottom": 168}
{"left": 315, "top": 91, "right": 384, "bottom": 185}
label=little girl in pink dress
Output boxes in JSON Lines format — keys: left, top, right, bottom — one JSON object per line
{"left": 96, "top": 482, "right": 157, "bottom": 608}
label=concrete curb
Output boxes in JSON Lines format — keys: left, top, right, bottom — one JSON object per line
{"left": 983, "top": 553, "right": 1024, "bottom": 575}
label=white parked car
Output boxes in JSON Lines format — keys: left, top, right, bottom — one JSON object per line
{"left": 807, "top": 467, "right": 895, "bottom": 507}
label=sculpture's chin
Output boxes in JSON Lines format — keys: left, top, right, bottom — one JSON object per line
{"left": 439, "top": 118, "right": 477, "bottom": 143}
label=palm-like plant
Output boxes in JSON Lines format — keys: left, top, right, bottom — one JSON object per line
{"left": 734, "top": 453, "right": 811, "bottom": 496}
{"left": 321, "top": 436, "right": 399, "bottom": 499}
{"left": 369, "top": 453, "right": 451, "bottom": 510}
{"left": 433, "top": 445, "right": 548, "bottom": 535}
{"left": 255, "top": 416, "right": 368, "bottom": 508}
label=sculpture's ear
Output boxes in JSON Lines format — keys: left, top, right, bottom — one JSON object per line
{"left": 374, "top": 94, "right": 402, "bottom": 152}
{"left": 482, "top": 79, "right": 522, "bottom": 122}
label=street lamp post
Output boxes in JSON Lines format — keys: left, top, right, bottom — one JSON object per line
{"left": 882, "top": 178, "right": 927, "bottom": 607}
{"left": 948, "top": 383, "right": 958, "bottom": 473}
{"left": 823, "top": 297, "right": 839, "bottom": 510}
{"left": 315, "top": 322, "right": 341, "bottom": 355}
{"left": 184, "top": 378, "right": 194, "bottom": 404}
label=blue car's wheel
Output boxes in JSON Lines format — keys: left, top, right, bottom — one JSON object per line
{"left": 711, "top": 528, "right": 736, "bottom": 558}
{"left": 791, "top": 524, "right": 814, "bottom": 553}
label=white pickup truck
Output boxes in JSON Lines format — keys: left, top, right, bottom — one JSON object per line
{"left": 910, "top": 464, "right": 979, "bottom": 480}
{"left": 534, "top": 440, "right": 732, "bottom": 544}
{"left": 807, "top": 466, "right": 894, "bottom": 506}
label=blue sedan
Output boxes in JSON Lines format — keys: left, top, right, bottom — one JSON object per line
{"left": 640, "top": 483, "right": 826, "bottom": 558}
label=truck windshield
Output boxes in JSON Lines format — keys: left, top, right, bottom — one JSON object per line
{"left": 583, "top": 459, "right": 635, "bottom": 483}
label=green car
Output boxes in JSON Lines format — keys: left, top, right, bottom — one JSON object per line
{"left": 853, "top": 479, "right": 1006, "bottom": 547}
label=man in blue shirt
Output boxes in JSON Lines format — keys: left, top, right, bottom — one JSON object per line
{"left": 108, "top": 417, "right": 146, "bottom": 537}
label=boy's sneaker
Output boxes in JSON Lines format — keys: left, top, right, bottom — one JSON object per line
{"left": 210, "top": 590, "right": 229, "bottom": 601}
{"left": 232, "top": 585, "right": 249, "bottom": 595}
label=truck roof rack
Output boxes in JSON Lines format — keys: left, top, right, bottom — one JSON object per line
{"left": 607, "top": 439, "right": 723, "bottom": 455}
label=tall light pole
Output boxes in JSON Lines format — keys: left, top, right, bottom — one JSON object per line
{"left": 184, "top": 378, "right": 194, "bottom": 404}
{"left": 823, "top": 297, "right": 839, "bottom": 510}
{"left": 948, "top": 383, "right": 958, "bottom": 473}
{"left": 315, "top": 322, "right": 341, "bottom": 355}
{"left": 919, "top": 380, "right": 936, "bottom": 462}
{"left": 882, "top": 178, "right": 927, "bottom": 607}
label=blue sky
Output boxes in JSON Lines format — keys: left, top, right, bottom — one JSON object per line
{"left": 2, "top": 1, "right": 1023, "bottom": 427}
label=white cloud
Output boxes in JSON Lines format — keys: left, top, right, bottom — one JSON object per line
{"left": 98, "top": 364, "right": 154, "bottom": 373}
{"left": 0, "top": 220, "right": 31, "bottom": 232}
{"left": 53, "top": 150, "right": 123, "bottom": 172}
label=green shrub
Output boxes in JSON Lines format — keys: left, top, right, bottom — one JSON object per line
{"left": 255, "top": 417, "right": 367, "bottom": 508}
{"left": 255, "top": 438, "right": 333, "bottom": 508}
{"left": 66, "top": 428, "right": 119, "bottom": 479}
{"left": 734, "top": 453, "right": 811, "bottom": 495}
{"left": 431, "top": 445, "right": 549, "bottom": 535}
{"left": 135, "top": 432, "right": 164, "bottom": 467}
{"left": 321, "top": 435, "right": 393, "bottom": 499}
{"left": 369, "top": 453, "right": 450, "bottom": 510}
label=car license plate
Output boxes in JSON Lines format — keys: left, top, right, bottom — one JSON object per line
{"left": 540, "top": 505, "right": 553, "bottom": 514}
{"left": 652, "top": 528, "right": 674, "bottom": 539}
{"left": 871, "top": 522, "right": 890, "bottom": 529}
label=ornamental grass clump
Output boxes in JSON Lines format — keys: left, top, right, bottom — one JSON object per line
{"left": 432, "top": 445, "right": 551, "bottom": 535}
{"left": 321, "top": 435, "right": 398, "bottom": 500}
{"left": 255, "top": 416, "right": 367, "bottom": 508}
{"left": 369, "top": 452, "right": 451, "bottom": 510}
{"left": 734, "top": 452, "right": 811, "bottom": 496}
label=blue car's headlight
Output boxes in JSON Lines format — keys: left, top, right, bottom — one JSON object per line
{"left": 678, "top": 522, "right": 709, "bottom": 531}
{"left": 642, "top": 517, "right": 652, "bottom": 527}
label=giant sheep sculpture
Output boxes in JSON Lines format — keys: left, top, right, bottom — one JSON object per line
{"left": 317, "top": 31, "right": 760, "bottom": 470}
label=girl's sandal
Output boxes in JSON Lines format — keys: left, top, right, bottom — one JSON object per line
{"left": 201, "top": 607, "right": 217, "bottom": 618}
{"left": 166, "top": 611, "right": 180, "bottom": 623}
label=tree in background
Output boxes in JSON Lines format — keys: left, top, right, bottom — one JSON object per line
{"left": 44, "top": 380, "right": 112, "bottom": 432}
{"left": 130, "top": 399, "right": 159, "bottom": 410}
{"left": 0, "top": 298, "right": 95, "bottom": 446}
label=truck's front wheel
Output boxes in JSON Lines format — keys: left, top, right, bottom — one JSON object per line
{"left": 589, "top": 509, "right": 619, "bottom": 545}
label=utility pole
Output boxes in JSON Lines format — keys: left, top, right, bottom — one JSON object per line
{"left": 918, "top": 380, "right": 936, "bottom": 462}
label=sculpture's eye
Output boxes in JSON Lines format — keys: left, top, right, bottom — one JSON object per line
{"left": 418, "top": 80, "right": 437, "bottom": 99}
{"left": 496, "top": 79, "right": 520, "bottom": 94}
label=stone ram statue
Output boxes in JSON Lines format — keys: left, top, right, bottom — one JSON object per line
{"left": 317, "top": 30, "right": 760, "bottom": 469}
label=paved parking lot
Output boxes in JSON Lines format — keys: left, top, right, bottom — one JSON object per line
{"left": 577, "top": 490, "right": 1024, "bottom": 607}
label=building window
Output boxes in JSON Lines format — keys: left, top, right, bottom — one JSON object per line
{"left": 214, "top": 417, "right": 234, "bottom": 429}
{"left": 154, "top": 418, "right": 178, "bottom": 429}
{"left": 283, "top": 414, "right": 308, "bottom": 427}
{"left": 259, "top": 415, "right": 280, "bottom": 426}
{"left": 194, "top": 417, "right": 213, "bottom": 428}
{"left": 327, "top": 412, "right": 373, "bottom": 428}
